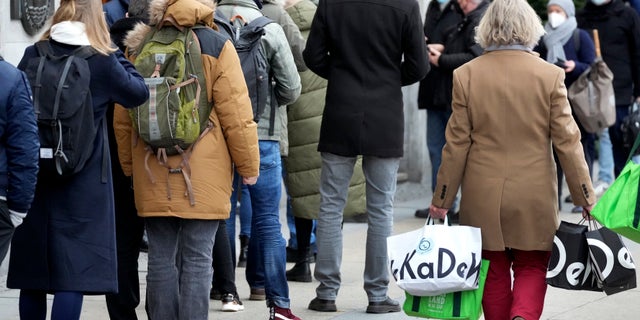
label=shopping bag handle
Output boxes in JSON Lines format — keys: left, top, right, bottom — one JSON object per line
{"left": 579, "top": 217, "right": 602, "bottom": 231}
{"left": 425, "top": 215, "right": 450, "bottom": 226}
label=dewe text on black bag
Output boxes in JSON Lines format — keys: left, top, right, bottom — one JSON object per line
{"left": 546, "top": 221, "right": 602, "bottom": 291}
{"left": 586, "top": 226, "right": 637, "bottom": 295}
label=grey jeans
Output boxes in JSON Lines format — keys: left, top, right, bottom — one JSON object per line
{"left": 145, "top": 217, "right": 219, "bottom": 320}
{"left": 314, "top": 152, "right": 400, "bottom": 302}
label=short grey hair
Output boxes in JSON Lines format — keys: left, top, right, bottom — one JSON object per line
{"left": 128, "top": 0, "right": 151, "bottom": 21}
{"left": 475, "top": 0, "right": 545, "bottom": 49}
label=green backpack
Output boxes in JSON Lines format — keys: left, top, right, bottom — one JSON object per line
{"left": 132, "top": 25, "right": 211, "bottom": 157}
{"left": 132, "top": 24, "right": 212, "bottom": 206}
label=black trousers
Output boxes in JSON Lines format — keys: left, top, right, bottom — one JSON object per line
{"left": 105, "top": 170, "right": 144, "bottom": 320}
{"left": 105, "top": 106, "right": 145, "bottom": 320}
{"left": 211, "top": 219, "right": 238, "bottom": 296}
{"left": 294, "top": 216, "right": 313, "bottom": 253}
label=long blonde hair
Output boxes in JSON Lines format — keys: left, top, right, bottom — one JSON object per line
{"left": 41, "top": 0, "right": 116, "bottom": 55}
{"left": 475, "top": 0, "right": 545, "bottom": 49}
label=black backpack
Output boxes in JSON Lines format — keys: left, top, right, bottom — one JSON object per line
{"left": 23, "top": 40, "right": 105, "bottom": 180}
{"left": 214, "top": 11, "right": 278, "bottom": 134}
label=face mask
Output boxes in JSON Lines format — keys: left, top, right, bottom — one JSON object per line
{"left": 548, "top": 12, "right": 567, "bottom": 29}
{"left": 590, "top": 0, "right": 607, "bottom": 5}
{"left": 437, "top": 0, "right": 449, "bottom": 4}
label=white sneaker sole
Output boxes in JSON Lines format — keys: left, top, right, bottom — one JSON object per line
{"left": 221, "top": 303, "right": 244, "bottom": 312}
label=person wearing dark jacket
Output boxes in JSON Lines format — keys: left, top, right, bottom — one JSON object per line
{"left": 104, "top": 0, "right": 130, "bottom": 27}
{"left": 0, "top": 57, "right": 39, "bottom": 266}
{"left": 577, "top": 0, "right": 640, "bottom": 176}
{"left": 535, "top": 0, "right": 596, "bottom": 213}
{"left": 414, "top": 0, "right": 462, "bottom": 219}
{"left": 105, "top": 0, "right": 149, "bottom": 319}
{"left": 419, "top": 0, "right": 488, "bottom": 222}
{"left": 303, "top": 0, "right": 429, "bottom": 313}
{"left": 7, "top": 0, "right": 149, "bottom": 319}
{"left": 216, "top": 0, "right": 301, "bottom": 319}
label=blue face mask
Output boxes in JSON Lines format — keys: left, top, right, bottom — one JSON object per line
{"left": 590, "top": 0, "right": 607, "bottom": 6}
{"left": 436, "top": 0, "right": 449, "bottom": 4}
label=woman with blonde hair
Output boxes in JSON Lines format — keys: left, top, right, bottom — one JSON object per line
{"left": 429, "top": 0, "right": 595, "bottom": 319}
{"left": 7, "top": 0, "right": 148, "bottom": 319}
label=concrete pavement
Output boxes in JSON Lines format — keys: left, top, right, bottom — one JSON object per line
{"left": 1, "top": 181, "right": 640, "bottom": 319}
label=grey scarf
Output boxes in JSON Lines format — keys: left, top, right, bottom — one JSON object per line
{"left": 485, "top": 44, "right": 532, "bottom": 52}
{"left": 542, "top": 17, "right": 578, "bottom": 63}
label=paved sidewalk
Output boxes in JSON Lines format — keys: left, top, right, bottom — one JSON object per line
{"left": 1, "top": 182, "right": 639, "bottom": 319}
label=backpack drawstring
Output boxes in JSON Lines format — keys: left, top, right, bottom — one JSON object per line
{"left": 143, "top": 121, "right": 213, "bottom": 206}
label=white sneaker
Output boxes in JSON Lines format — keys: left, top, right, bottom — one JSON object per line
{"left": 593, "top": 180, "right": 610, "bottom": 198}
{"left": 221, "top": 293, "right": 244, "bottom": 312}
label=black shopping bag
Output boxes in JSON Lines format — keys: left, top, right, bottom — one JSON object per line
{"left": 547, "top": 221, "right": 602, "bottom": 291}
{"left": 586, "top": 226, "right": 637, "bottom": 295}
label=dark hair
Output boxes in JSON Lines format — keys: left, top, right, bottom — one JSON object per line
{"left": 128, "top": 0, "right": 150, "bottom": 20}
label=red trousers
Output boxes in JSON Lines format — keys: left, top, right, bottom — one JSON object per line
{"left": 481, "top": 249, "right": 551, "bottom": 320}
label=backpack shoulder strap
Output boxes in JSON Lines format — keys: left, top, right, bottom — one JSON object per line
{"left": 248, "top": 16, "right": 274, "bottom": 29}
{"left": 573, "top": 28, "right": 581, "bottom": 52}
{"left": 72, "top": 46, "right": 98, "bottom": 59}
{"left": 214, "top": 11, "right": 235, "bottom": 39}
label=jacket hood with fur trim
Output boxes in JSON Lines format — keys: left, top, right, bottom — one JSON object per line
{"left": 124, "top": 0, "right": 216, "bottom": 54}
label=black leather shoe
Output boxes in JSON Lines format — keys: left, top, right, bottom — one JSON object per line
{"left": 308, "top": 297, "right": 337, "bottom": 312}
{"left": 366, "top": 297, "right": 401, "bottom": 314}
{"left": 414, "top": 208, "right": 429, "bottom": 218}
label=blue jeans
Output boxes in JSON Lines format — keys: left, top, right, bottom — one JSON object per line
{"left": 226, "top": 172, "right": 252, "bottom": 259}
{"left": 145, "top": 217, "right": 219, "bottom": 320}
{"left": 242, "top": 140, "right": 290, "bottom": 308}
{"left": 598, "top": 128, "right": 614, "bottom": 184}
{"left": 314, "top": 153, "right": 400, "bottom": 302}
{"left": 427, "top": 109, "right": 459, "bottom": 209}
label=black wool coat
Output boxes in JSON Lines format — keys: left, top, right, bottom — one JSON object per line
{"left": 303, "top": 0, "right": 429, "bottom": 157}
{"left": 418, "top": 0, "right": 463, "bottom": 110}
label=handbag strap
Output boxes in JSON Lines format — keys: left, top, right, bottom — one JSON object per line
{"left": 593, "top": 29, "right": 601, "bottom": 59}
{"left": 625, "top": 128, "right": 640, "bottom": 164}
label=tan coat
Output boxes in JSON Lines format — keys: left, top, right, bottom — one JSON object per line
{"left": 114, "top": 0, "right": 260, "bottom": 220}
{"left": 432, "top": 50, "right": 595, "bottom": 251}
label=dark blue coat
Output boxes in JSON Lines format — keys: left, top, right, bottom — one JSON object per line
{"left": 535, "top": 29, "right": 596, "bottom": 88}
{"left": 104, "top": 0, "right": 130, "bottom": 27}
{"left": 0, "top": 60, "right": 39, "bottom": 213}
{"left": 7, "top": 42, "right": 148, "bottom": 293}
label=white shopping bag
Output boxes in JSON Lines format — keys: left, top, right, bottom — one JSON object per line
{"left": 387, "top": 217, "right": 482, "bottom": 296}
